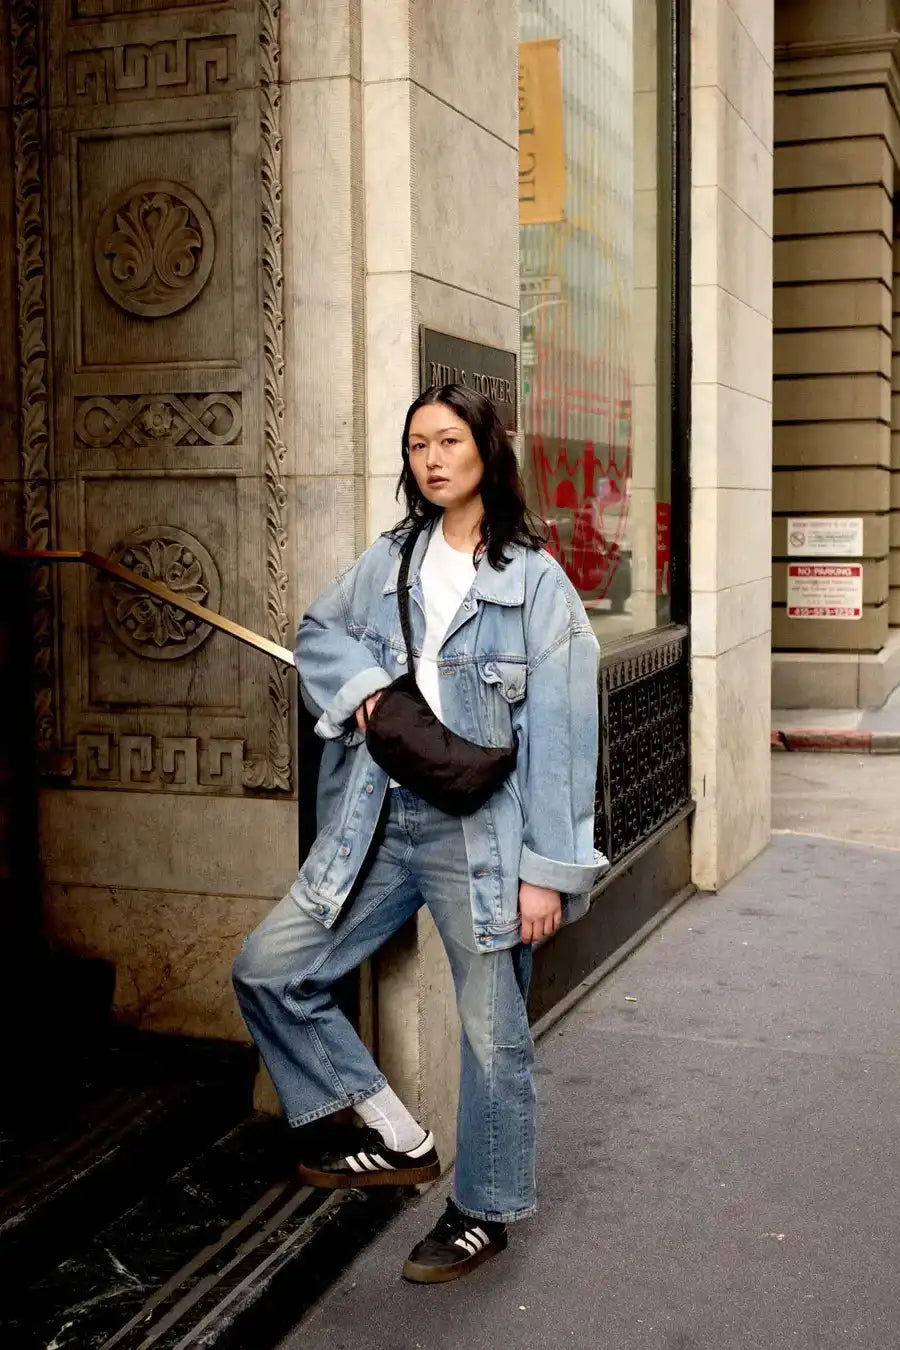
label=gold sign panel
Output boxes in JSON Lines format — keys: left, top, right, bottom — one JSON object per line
{"left": 518, "top": 38, "right": 565, "bottom": 226}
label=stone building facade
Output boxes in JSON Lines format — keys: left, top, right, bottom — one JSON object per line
{"left": 2, "top": 0, "right": 775, "bottom": 1162}
{"left": 773, "top": 0, "right": 900, "bottom": 707}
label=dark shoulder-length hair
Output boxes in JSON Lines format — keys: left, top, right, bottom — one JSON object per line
{"left": 391, "top": 383, "right": 547, "bottom": 569}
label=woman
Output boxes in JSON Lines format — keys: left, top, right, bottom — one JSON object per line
{"left": 233, "top": 384, "right": 606, "bottom": 1283}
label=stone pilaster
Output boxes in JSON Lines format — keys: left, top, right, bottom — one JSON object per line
{"left": 690, "top": 0, "right": 774, "bottom": 890}
{"left": 360, "top": 0, "right": 520, "bottom": 1165}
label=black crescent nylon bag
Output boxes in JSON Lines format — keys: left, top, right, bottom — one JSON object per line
{"left": 362, "top": 528, "right": 517, "bottom": 817}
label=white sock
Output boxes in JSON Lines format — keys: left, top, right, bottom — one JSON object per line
{"left": 355, "top": 1084, "right": 427, "bottom": 1153}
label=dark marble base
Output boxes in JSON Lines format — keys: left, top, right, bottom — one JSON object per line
{"left": 2, "top": 1115, "right": 407, "bottom": 1350}
{"left": 0, "top": 1028, "right": 256, "bottom": 1297}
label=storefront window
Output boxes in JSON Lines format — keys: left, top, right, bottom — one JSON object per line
{"left": 519, "top": 0, "right": 675, "bottom": 639}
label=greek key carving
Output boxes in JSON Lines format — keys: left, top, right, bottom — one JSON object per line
{"left": 75, "top": 393, "right": 242, "bottom": 449}
{"left": 76, "top": 733, "right": 246, "bottom": 794}
{"left": 94, "top": 181, "right": 215, "bottom": 318}
{"left": 244, "top": 0, "right": 291, "bottom": 793}
{"left": 103, "top": 526, "right": 221, "bottom": 660}
{"left": 68, "top": 37, "right": 238, "bottom": 105}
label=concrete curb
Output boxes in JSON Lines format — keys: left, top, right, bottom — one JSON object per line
{"left": 771, "top": 729, "right": 900, "bottom": 753}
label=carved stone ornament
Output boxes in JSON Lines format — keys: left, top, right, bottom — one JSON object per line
{"left": 11, "top": 0, "right": 290, "bottom": 792}
{"left": 94, "top": 180, "right": 215, "bottom": 317}
{"left": 103, "top": 525, "right": 221, "bottom": 660}
{"left": 75, "top": 392, "right": 243, "bottom": 448}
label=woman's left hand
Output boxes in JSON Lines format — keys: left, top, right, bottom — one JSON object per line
{"left": 518, "top": 881, "right": 562, "bottom": 944}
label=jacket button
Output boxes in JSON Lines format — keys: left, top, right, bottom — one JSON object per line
{"left": 506, "top": 686, "right": 517, "bottom": 698}
{"left": 396, "top": 652, "right": 407, "bottom": 665}
{"left": 365, "top": 783, "right": 374, "bottom": 794}
{"left": 340, "top": 845, "right": 351, "bottom": 857}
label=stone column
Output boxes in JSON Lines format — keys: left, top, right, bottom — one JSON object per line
{"left": 690, "top": 0, "right": 774, "bottom": 890}
{"left": 772, "top": 0, "right": 900, "bottom": 707}
{"left": 361, "top": 0, "right": 520, "bottom": 1161}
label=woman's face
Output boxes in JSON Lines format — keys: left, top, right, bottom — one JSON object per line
{"left": 407, "top": 403, "right": 484, "bottom": 512}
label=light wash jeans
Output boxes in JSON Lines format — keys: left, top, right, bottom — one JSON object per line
{"left": 232, "top": 788, "right": 535, "bottom": 1223}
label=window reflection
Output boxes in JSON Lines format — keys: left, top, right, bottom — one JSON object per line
{"left": 519, "top": 0, "right": 672, "bottom": 639}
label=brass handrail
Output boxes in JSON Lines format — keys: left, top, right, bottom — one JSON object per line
{"left": 3, "top": 549, "right": 295, "bottom": 668}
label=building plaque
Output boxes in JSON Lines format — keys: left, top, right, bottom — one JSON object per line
{"left": 787, "top": 517, "right": 863, "bottom": 558}
{"left": 420, "top": 327, "right": 518, "bottom": 431}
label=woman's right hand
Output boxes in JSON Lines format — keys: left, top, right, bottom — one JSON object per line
{"left": 355, "top": 693, "right": 383, "bottom": 733}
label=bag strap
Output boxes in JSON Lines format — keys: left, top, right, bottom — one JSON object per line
{"left": 396, "top": 524, "right": 422, "bottom": 669}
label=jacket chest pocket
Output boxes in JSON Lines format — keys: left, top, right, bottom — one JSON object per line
{"left": 477, "top": 659, "right": 527, "bottom": 743}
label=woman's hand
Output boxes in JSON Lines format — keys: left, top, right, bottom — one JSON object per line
{"left": 355, "top": 693, "right": 383, "bottom": 733}
{"left": 518, "top": 881, "right": 562, "bottom": 944}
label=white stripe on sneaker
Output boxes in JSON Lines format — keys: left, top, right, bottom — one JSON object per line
{"left": 346, "top": 1156, "right": 364, "bottom": 1173}
{"left": 406, "top": 1131, "right": 435, "bottom": 1159}
{"left": 464, "top": 1230, "right": 485, "bottom": 1252}
{"left": 472, "top": 1226, "right": 489, "bottom": 1246}
{"left": 358, "top": 1153, "right": 379, "bottom": 1171}
{"left": 370, "top": 1154, "right": 393, "bottom": 1170}
{"left": 454, "top": 1237, "right": 476, "bottom": 1255}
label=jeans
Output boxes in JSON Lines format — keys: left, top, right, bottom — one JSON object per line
{"left": 233, "top": 788, "right": 536, "bottom": 1223}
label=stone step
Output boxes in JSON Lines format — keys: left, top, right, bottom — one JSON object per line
{"left": 2, "top": 1115, "right": 407, "bottom": 1349}
{"left": 0, "top": 1030, "right": 257, "bottom": 1297}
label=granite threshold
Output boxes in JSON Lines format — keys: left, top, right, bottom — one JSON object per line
{"left": 2, "top": 1112, "right": 409, "bottom": 1350}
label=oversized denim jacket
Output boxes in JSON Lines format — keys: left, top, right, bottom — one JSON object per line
{"left": 291, "top": 523, "right": 609, "bottom": 952}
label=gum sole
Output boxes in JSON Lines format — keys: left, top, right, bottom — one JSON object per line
{"left": 297, "top": 1160, "right": 441, "bottom": 1189}
{"left": 401, "top": 1235, "right": 507, "bottom": 1284}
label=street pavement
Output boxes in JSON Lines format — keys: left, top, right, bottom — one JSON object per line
{"left": 281, "top": 762, "right": 900, "bottom": 1350}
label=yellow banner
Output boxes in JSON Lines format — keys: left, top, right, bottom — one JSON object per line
{"left": 519, "top": 39, "right": 565, "bottom": 225}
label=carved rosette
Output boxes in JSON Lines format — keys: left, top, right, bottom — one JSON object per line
{"left": 103, "top": 526, "right": 221, "bottom": 661}
{"left": 94, "top": 180, "right": 215, "bottom": 317}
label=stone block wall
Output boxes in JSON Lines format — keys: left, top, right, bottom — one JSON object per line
{"left": 772, "top": 0, "right": 900, "bottom": 707}
{"left": 893, "top": 220, "right": 900, "bottom": 626}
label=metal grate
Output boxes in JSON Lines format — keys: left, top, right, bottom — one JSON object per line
{"left": 596, "top": 626, "right": 690, "bottom": 864}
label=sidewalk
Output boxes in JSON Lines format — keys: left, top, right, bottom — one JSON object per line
{"left": 280, "top": 830, "right": 900, "bottom": 1350}
{"left": 772, "top": 683, "right": 900, "bottom": 752}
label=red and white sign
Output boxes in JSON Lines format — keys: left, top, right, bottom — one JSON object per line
{"left": 787, "top": 564, "right": 862, "bottom": 620}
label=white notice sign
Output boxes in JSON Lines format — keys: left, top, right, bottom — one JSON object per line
{"left": 787, "top": 564, "right": 863, "bottom": 620}
{"left": 787, "top": 517, "right": 863, "bottom": 557}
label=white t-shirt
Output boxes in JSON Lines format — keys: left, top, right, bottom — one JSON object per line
{"left": 415, "top": 520, "right": 476, "bottom": 721}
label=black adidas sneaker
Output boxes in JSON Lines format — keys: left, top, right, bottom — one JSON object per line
{"left": 402, "top": 1198, "right": 508, "bottom": 1283}
{"left": 297, "top": 1126, "right": 440, "bottom": 1189}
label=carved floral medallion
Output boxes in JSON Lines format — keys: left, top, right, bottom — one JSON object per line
{"left": 94, "top": 180, "right": 215, "bottom": 317}
{"left": 103, "top": 525, "right": 221, "bottom": 660}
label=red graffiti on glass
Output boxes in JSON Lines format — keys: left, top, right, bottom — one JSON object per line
{"left": 529, "top": 391, "right": 632, "bottom": 598}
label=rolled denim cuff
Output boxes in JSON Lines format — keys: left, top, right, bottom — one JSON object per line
{"left": 519, "top": 845, "right": 609, "bottom": 895}
{"left": 314, "top": 667, "right": 393, "bottom": 741}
